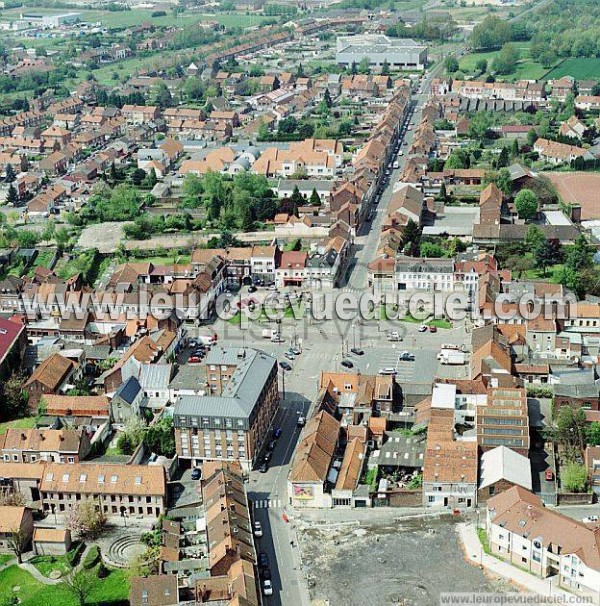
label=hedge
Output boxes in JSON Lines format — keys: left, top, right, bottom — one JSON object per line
{"left": 82, "top": 545, "right": 100, "bottom": 569}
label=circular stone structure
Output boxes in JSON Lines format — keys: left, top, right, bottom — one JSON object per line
{"left": 105, "top": 534, "right": 146, "bottom": 568}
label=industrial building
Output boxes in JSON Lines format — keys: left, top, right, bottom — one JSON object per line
{"left": 336, "top": 34, "right": 427, "bottom": 71}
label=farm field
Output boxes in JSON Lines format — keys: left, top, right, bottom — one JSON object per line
{"left": 0, "top": 7, "right": 272, "bottom": 29}
{"left": 543, "top": 58, "right": 600, "bottom": 81}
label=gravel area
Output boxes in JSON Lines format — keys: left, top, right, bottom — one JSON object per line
{"left": 299, "top": 516, "right": 512, "bottom": 606}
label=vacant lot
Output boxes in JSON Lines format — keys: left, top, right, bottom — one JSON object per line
{"left": 300, "top": 516, "right": 511, "bottom": 606}
{"left": 547, "top": 172, "right": 600, "bottom": 220}
{"left": 544, "top": 58, "right": 600, "bottom": 81}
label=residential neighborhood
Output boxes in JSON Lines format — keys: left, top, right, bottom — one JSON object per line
{"left": 1, "top": 0, "right": 600, "bottom": 605}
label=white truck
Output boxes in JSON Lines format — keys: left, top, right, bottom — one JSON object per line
{"left": 198, "top": 333, "right": 217, "bottom": 346}
{"left": 262, "top": 328, "right": 277, "bottom": 339}
{"left": 393, "top": 160, "right": 400, "bottom": 169}
{"left": 439, "top": 351, "right": 466, "bottom": 365}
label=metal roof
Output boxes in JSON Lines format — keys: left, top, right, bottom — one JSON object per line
{"left": 175, "top": 348, "right": 276, "bottom": 420}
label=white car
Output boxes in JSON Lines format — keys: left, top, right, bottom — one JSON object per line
{"left": 418, "top": 325, "right": 428, "bottom": 333}
{"left": 263, "top": 579, "right": 273, "bottom": 596}
{"left": 583, "top": 516, "right": 599, "bottom": 524}
{"left": 253, "top": 521, "right": 263, "bottom": 537}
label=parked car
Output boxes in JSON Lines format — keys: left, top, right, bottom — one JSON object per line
{"left": 191, "top": 468, "right": 202, "bottom": 481}
{"left": 279, "top": 361, "right": 292, "bottom": 371}
{"left": 290, "top": 347, "right": 301, "bottom": 355}
{"left": 418, "top": 325, "right": 427, "bottom": 332}
{"left": 273, "top": 426, "right": 282, "bottom": 439}
{"left": 284, "top": 352, "right": 295, "bottom": 361}
{"left": 258, "top": 553, "right": 269, "bottom": 568}
{"left": 379, "top": 367, "right": 397, "bottom": 375}
{"left": 429, "top": 326, "right": 437, "bottom": 333}
{"left": 341, "top": 359, "right": 354, "bottom": 368}
{"left": 263, "top": 451, "right": 272, "bottom": 463}
{"left": 188, "top": 356, "right": 201, "bottom": 364}
{"left": 545, "top": 469, "right": 554, "bottom": 481}
{"left": 263, "top": 580, "right": 273, "bottom": 596}
{"left": 350, "top": 348, "right": 364, "bottom": 355}
{"left": 584, "top": 515, "right": 599, "bottom": 524}
{"left": 387, "top": 331, "right": 402, "bottom": 341}
{"left": 267, "top": 440, "right": 277, "bottom": 451}
{"left": 297, "top": 416, "right": 306, "bottom": 427}
{"left": 259, "top": 462, "right": 268, "bottom": 473}
{"left": 399, "top": 352, "right": 415, "bottom": 362}
{"left": 261, "top": 567, "right": 272, "bottom": 581}
{"left": 248, "top": 285, "right": 257, "bottom": 293}
{"left": 253, "top": 521, "right": 263, "bottom": 537}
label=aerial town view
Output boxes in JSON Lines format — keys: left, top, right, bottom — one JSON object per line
{"left": 1, "top": 0, "right": 600, "bottom": 604}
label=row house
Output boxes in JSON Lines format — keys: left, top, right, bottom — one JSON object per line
{"left": 121, "top": 105, "right": 160, "bottom": 125}
{"left": 1, "top": 428, "right": 91, "bottom": 464}
{"left": 39, "top": 462, "right": 166, "bottom": 518}
{"left": 534, "top": 137, "right": 595, "bottom": 165}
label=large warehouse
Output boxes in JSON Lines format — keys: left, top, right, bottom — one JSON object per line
{"left": 336, "top": 34, "right": 427, "bottom": 71}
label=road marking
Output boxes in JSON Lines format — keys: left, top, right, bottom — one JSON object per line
{"left": 254, "top": 499, "right": 282, "bottom": 509}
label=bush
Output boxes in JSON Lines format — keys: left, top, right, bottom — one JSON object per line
{"left": 561, "top": 463, "right": 588, "bottom": 493}
{"left": 97, "top": 563, "right": 109, "bottom": 578}
{"left": 527, "top": 386, "right": 553, "bottom": 398}
{"left": 65, "top": 541, "right": 85, "bottom": 567}
{"left": 83, "top": 545, "right": 100, "bottom": 569}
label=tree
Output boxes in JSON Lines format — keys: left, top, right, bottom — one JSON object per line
{"left": 444, "top": 56, "right": 459, "bottom": 73}
{"left": 131, "top": 168, "right": 146, "bottom": 186}
{"left": 510, "top": 137, "right": 519, "bottom": 157}
{"left": 535, "top": 239, "right": 563, "bottom": 276}
{"left": 143, "top": 167, "right": 158, "bottom": 188}
{"left": 444, "top": 149, "right": 470, "bottom": 169}
{"left": 495, "top": 168, "right": 513, "bottom": 196}
{"left": 587, "top": 422, "right": 600, "bottom": 446}
{"left": 309, "top": 188, "right": 321, "bottom": 206}
{"left": 514, "top": 189, "right": 538, "bottom": 220}
{"left": 358, "top": 56, "right": 370, "bottom": 75}
{"left": 526, "top": 128, "right": 538, "bottom": 147}
{"left": 562, "top": 463, "right": 588, "bottom": 493}
{"left": 290, "top": 186, "right": 304, "bottom": 216}
{"left": 545, "top": 405, "right": 587, "bottom": 463}
{"left": 0, "top": 491, "right": 27, "bottom": 507}
{"left": 525, "top": 225, "right": 545, "bottom": 252}
{"left": 475, "top": 58, "right": 488, "bottom": 73}
{"left": 63, "top": 568, "right": 96, "bottom": 606}
{"left": 323, "top": 88, "right": 333, "bottom": 108}
{"left": 6, "top": 183, "right": 18, "bottom": 206}
{"left": 470, "top": 15, "right": 512, "bottom": 50}
{"left": 152, "top": 82, "right": 172, "bottom": 108}
{"left": 401, "top": 219, "right": 421, "bottom": 256}
{"left": 566, "top": 235, "right": 593, "bottom": 274}
{"left": 439, "top": 182, "right": 448, "bottom": 202}
{"left": 128, "top": 546, "right": 160, "bottom": 578}
{"left": 493, "top": 43, "right": 520, "bottom": 75}
{"left": 381, "top": 59, "right": 390, "bottom": 76}
{"left": 0, "top": 372, "right": 28, "bottom": 421}
{"left": 468, "top": 112, "right": 492, "bottom": 140}
{"left": 144, "top": 417, "right": 175, "bottom": 458}
{"left": 496, "top": 146, "right": 509, "bottom": 169}
{"left": 55, "top": 227, "right": 71, "bottom": 251}
{"left": 7, "top": 527, "right": 29, "bottom": 564}
{"left": 68, "top": 501, "right": 107, "bottom": 540}
{"left": 5, "top": 163, "right": 15, "bottom": 183}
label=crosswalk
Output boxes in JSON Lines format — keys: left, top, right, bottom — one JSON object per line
{"left": 377, "top": 350, "right": 414, "bottom": 381}
{"left": 253, "top": 499, "right": 282, "bottom": 510}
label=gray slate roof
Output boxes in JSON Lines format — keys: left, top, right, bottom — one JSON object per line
{"left": 174, "top": 348, "right": 276, "bottom": 420}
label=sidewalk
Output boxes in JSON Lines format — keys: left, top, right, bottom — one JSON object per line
{"left": 457, "top": 523, "right": 594, "bottom": 603}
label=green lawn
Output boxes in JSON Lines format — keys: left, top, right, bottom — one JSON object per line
{"left": 0, "top": 417, "right": 37, "bottom": 436}
{"left": 26, "top": 250, "right": 55, "bottom": 277}
{"left": 29, "top": 554, "right": 72, "bottom": 578}
{"left": 520, "top": 263, "right": 564, "bottom": 283}
{"left": 0, "top": 554, "right": 14, "bottom": 565}
{"left": 543, "top": 58, "right": 600, "bottom": 81}
{"left": 459, "top": 44, "right": 550, "bottom": 82}
{"left": 428, "top": 318, "right": 452, "bottom": 330}
{"left": 130, "top": 254, "right": 191, "bottom": 265}
{"left": 0, "top": 563, "right": 128, "bottom": 606}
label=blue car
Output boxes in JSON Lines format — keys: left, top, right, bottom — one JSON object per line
{"left": 273, "top": 427, "right": 282, "bottom": 439}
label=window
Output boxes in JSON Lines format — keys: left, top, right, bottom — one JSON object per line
{"left": 428, "top": 496, "right": 435, "bottom": 503}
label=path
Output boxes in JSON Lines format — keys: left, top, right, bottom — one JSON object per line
{"left": 2, "top": 543, "right": 95, "bottom": 586}
{"left": 457, "top": 522, "right": 593, "bottom": 603}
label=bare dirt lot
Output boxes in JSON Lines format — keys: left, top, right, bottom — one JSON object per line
{"left": 547, "top": 172, "right": 600, "bottom": 220}
{"left": 299, "top": 515, "right": 512, "bottom": 606}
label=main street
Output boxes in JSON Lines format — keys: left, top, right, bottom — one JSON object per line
{"left": 190, "top": 61, "right": 462, "bottom": 605}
